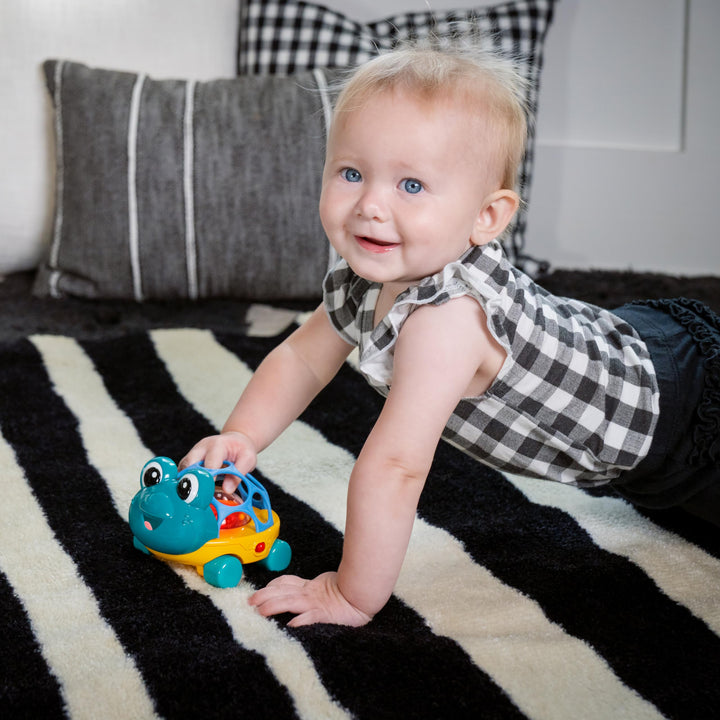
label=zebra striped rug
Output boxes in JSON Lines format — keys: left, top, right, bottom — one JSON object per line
{"left": 1, "top": 312, "right": 718, "bottom": 720}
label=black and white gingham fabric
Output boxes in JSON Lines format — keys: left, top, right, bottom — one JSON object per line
{"left": 238, "top": 0, "right": 557, "bottom": 269}
{"left": 323, "top": 242, "right": 660, "bottom": 486}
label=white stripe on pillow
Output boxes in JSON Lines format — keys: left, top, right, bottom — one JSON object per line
{"left": 49, "top": 60, "right": 65, "bottom": 299}
{"left": 184, "top": 79, "right": 198, "bottom": 300}
{"left": 127, "top": 74, "right": 147, "bottom": 302}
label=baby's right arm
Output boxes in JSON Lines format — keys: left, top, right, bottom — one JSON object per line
{"left": 180, "top": 305, "right": 353, "bottom": 491}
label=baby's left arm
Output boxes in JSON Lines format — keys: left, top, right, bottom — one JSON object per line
{"left": 249, "top": 295, "right": 501, "bottom": 626}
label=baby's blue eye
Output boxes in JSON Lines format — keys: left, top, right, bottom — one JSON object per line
{"left": 402, "top": 178, "right": 423, "bottom": 194}
{"left": 342, "top": 168, "right": 362, "bottom": 183}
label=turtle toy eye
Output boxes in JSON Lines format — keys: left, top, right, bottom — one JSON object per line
{"left": 140, "top": 456, "right": 177, "bottom": 489}
{"left": 142, "top": 461, "right": 164, "bottom": 488}
{"left": 177, "top": 473, "right": 200, "bottom": 504}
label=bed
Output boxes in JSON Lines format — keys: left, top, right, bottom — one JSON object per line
{"left": 2, "top": 2, "right": 720, "bottom": 719}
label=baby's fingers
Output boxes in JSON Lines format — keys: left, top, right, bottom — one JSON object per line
{"left": 287, "top": 609, "right": 330, "bottom": 628}
{"left": 248, "top": 574, "right": 307, "bottom": 605}
{"left": 248, "top": 575, "right": 311, "bottom": 618}
{"left": 179, "top": 436, "right": 224, "bottom": 470}
{"left": 202, "top": 441, "right": 233, "bottom": 471}
{"left": 178, "top": 445, "right": 206, "bottom": 470}
{"left": 248, "top": 572, "right": 372, "bottom": 627}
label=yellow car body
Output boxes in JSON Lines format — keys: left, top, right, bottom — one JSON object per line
{"left": 145, "top": 506, "right": 280, "bottom": 575}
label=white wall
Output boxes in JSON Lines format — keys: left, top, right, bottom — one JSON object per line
{"left": 527, "top": 0, "right": 720, "bottom": 276}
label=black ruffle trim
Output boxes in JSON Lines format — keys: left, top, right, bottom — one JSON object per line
{"left": 629, "top": 297, "right": 720, "bottom": 467}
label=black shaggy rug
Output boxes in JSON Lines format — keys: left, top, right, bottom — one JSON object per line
{"left": 1, "top": 267, "right": 720, "bottom": 340}
{"left": 1, "top": 268, "right": 719, "bottom": 720}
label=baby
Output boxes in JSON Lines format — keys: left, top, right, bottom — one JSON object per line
{"left": 181, "top": 44, "right": 720, "bottom": 627}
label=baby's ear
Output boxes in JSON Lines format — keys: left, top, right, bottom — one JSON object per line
{"left": 470, "top": 190, "right": 520, "bottom": 246}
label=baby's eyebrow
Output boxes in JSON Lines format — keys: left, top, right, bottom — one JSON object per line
{"left": 326, "top": 152, "right": 356, "bottom": 164}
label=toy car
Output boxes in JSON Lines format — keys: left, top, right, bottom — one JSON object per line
{"left": 129, "top": 456, "right": 291, "bottom": 588}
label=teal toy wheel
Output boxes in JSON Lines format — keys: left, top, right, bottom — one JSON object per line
{"left": 260, "top": 539, "right": 291, "bottom": 572}
{"left": 203, "top": 555, "right": 243, "bottom": 588}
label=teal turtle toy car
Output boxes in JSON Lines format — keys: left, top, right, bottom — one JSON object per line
{"left": 129, "top": 457, "right": 291, "bottom": 588}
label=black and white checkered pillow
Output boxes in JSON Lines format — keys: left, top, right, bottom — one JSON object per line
{"left": 238, "top": 0, "right": 557, "bottom": 269}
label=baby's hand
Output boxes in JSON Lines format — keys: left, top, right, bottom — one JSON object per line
{"left": 248, "top": 572, "right": 373, "bottom": 627}
{"left": 179, "top": 431, "right": 258, "bottom": 493}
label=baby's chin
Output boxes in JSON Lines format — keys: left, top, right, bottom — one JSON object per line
{"left": 345, "top": 264, "right": 432, "bottom": 290}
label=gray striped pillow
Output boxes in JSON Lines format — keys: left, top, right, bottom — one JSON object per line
{"left": 34, "top": 60, "right": 338, "bottom": 301}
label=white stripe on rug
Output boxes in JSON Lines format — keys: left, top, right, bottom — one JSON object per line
{"left": 30, "top": 335, "right": 152, "bottom": 513}
{"left": 29, "top": 334, "right": 352, "bottom": 720}
{"left": 505, "top": 473, "right": 720, "bottom": 635}
{"left": 0, "top": 431, "right": 158, "bottom": 720}
{"left": 152, "top": 328, "right": 665, "bottom": 720}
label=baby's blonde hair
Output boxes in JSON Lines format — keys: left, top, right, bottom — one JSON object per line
{"left": 332, "top": 42, "right": 528, "bottom": 192}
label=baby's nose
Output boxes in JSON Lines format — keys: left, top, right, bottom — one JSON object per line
{"left": 355, "top": 187, "right": 389, "bottom": 222}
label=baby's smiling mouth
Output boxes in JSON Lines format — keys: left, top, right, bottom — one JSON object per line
{"left": 355, "top": 235, "right": 399, "bottom": 254}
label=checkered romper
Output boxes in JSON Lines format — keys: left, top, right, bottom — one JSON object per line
{"left": 323, "top": 241, "right": 660, "bottom": 486}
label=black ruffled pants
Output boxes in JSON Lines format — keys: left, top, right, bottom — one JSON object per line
{"left": 612, "top": 298, "right": 720, "bottom": 527}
